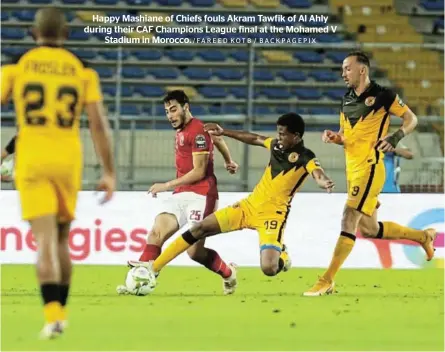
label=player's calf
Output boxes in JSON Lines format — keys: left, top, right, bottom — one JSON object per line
{"left": 187, "top": 244, "right": 233, "bottom": 279}
{"left": 130, "top": 213, "right": 178, "bottom": 265}
{"left": 32, "top": 215, "right": 64, "bottom": 334}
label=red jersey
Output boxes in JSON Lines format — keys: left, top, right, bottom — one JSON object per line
{"left": 173, "top": 118, "right": 218, "bottom": 197}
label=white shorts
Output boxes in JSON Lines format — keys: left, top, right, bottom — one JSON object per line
{"left": 158, "top": 192, "right": 218, "bottom": 228}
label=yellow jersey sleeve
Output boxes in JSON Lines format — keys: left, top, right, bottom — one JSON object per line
{"left": 305, "top": 158, "right": 322, "bottom": 174}
{"left": 1, "top": 65, "right": 16, "bottom": 105}
{"left": 84, "top": 68, "right": 103, "bottom": 104}
{"left": 389, "top": 94, "right": 409, "bottom": 117}
{"left": 339, "top": 112, "right": 345, "bottom": 129}
{"left": 263, "top": 138, "right": 273, "bottom": 150}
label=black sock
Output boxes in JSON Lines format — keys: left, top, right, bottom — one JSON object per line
{"left": 59, "top": 285, "right": 70, "bottom": 307}
{"left": 277, "top": 258, "right": 285, "bottom": 274}
{"left": 41, "top": 283, "right": 60, "bottom": 305}
{"left": 182, "top": 230, "right": 199, "bottom": 245}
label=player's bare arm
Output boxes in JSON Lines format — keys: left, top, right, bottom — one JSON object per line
{"left": 205, "top": 123, "right": 268, "bottom": 147}
{"left": 149, "top": 153, "right": 209, "bottom": 197}
{"left": 0, "top": 65, "right": 14, "bottom": 106}
{"left": 311, "top": 168, "right": 335, "bottom": 193}
{"left": 377, "top": 107, "right": 418, "bottom": 153}
{"left": 394, "top": 147, "right": 414, "bottom": 159}
{"left": 322, "top": 128, "right": 344, "bottom": 145}
{"left": 211, "top": 135, "right": 239, "bottom": 174}
{"left": 85, "top": 102, "right": 116, "bottom": 203}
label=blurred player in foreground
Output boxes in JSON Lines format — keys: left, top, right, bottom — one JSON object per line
{"left": 1, "top": 135, "right": 16, "bottom": 182}
{"left": 125, "top": 90, "right": 238, "bottom": 295}
{"left": 304, "top": 51, "right": 436, "bottom": 296}
{"left": 1, "top": 8, "right": 115, "bottom": 338}
{"left": 143, "top": 113, "right": 334, "bottom": 284}
{"left": 382, "top": 141, "right": 414, "bottom": 193}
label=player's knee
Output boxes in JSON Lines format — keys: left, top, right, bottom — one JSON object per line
{"left": 359, "top": 224, "right": 379, "bottom": 238}
{"left": 342, "top": 206, "right": 361, "bottom": 232}
{"left": 261, "top": 263, "right": 279, "bottom": 276}
{"left": 190, "top": 222, "right": 206, "bottom": 239}
{"left": 146, "top": 229, "right": 165, "bottom": 246}
{"left": 260, "top": 256, "right": 279, "bottom": 276}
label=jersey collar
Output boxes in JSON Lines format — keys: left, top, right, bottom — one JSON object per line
{"left": 349, "top": 80, "right": 376, "bottom": 99}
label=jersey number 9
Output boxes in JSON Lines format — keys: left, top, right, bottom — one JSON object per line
{"left": 23, "top": 83, "right": 79, "bottom": 128}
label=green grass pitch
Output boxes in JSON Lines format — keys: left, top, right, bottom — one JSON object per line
{"left": 1, "top": 265, "right": 443, "bottom": 351}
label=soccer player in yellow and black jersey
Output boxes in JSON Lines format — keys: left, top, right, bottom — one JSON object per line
{"left": 1, "top": 8, "right": 116, "bottom": 338}
{"left": 144, "top": 113, "right": 334, "bottom": 284}
{"left": 304, "top": 51, "right": 437, "bottom": 296}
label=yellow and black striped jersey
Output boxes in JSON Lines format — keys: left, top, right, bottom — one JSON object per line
{"left": 246, "top": 138, "right": 322, "bottom": 212}
{"left": 340, "top": 81, "right": 408, "bottom": 172}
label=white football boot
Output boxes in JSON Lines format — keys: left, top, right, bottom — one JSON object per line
{"left": 39, "top": 321, "right": 63, "bottom": 340}
{"left": 223, "top": 263, "right": 238, "bottom": 295}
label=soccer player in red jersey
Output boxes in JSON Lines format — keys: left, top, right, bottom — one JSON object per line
{"left": 1, "top": 135, "right": 16, "bottom": 182}
{"left": 127, "top": 90, "right": 238, "bottom": 295}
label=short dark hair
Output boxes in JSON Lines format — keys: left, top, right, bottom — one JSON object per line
{"left": 346, "top": 51, "right": 370, "bottom": 68}
{"left": 163, "top": 90, "right": 189, "bottom": 106}
{"left": 277, "top": 113, "right": 305, "bottom": 137}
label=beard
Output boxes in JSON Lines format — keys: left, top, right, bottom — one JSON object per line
{"left": 172, "top": 113, "right": 186, "bottom": 130}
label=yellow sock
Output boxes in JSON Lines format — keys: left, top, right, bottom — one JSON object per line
{"left": 44, "top": 301, "right": 63, "bottom": 324}
{"left": 60, "top": 307, "right": 67, "bottom": 322}
{"left": 279, "top": 249, "right": 289, "bottom": 263}
{"left": 324, "top": 232, "right": 356, "bottom": 282}
{"left": 153, "top": 233, "right": 193, "bottom": 272}
{"left": 381, "top": 221, "right": 426, "bottom": 243}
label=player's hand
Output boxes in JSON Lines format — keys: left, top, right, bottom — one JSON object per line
{"left": 375, "top": 137, "right": 395, "bottom": 153}
{"left": 148, "top": 182, "right": 169, "bottom": 198}
{"left": 225, "top": 160, "right": 239, "bottom": 174}
{"left": 204, "top": 123, "right": 224, "bottom": 136}
{"left": 96, "top": 173, "right": 116, "bottom": 204}
{"left": 322, "top": 130, "right": 340, "bottom": 144}
{"left": 318, "top": 178, "right": 335, "bottom": 193}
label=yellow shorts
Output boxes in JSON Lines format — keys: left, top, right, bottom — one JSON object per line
{"left": 214, "top": 199, "right": 288, "bottom": 252}
{"left": 15, "top": 163, "right": 81, "bottom": 222}
{"left": 347, "top": 162, "right": 385, "bottom": 216}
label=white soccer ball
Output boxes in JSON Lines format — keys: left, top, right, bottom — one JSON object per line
{"left": 0, "top": 159, "right": 14, "bottom": 178}
{"left": 125, "top": 266, "right": 156, "bottom": 296}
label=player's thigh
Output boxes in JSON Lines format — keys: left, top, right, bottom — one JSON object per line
{"left": 15, "top": 176, "right": 58, "bottom": 221}
{"left": 256, "top": 213, "right": 286, "bottom": 253}
{"left": 346, "top": 163, "right": 385, "bottom": 217}
{"left": 184, "top": 193, "right": 218, "bottom": 226}
{"left": 151, "top": 212, "right": 180, "bottom": 242}
{"left": 53, "top": 175, "right": 81, "bottom": 223}
{"left": 157, "top": 195, "right": 186, "bottom": 228}
{"left": 212, "top": 201, "right": 246, "bottom": 234}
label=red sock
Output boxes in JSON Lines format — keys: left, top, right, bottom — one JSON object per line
{"left": 201, "top": 249, "right": 232, "bottom": 279}
{"left": 139, "top": 244, "right": 161, "bottom": 262}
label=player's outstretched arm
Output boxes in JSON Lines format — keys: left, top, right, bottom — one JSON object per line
{"left": 1, "top": 65, "right": 15, "bottom": 106}
{"left": 311, "top": 169, "right": 335, "bottom": 193}
{"left": 322, "top": 128, "right": 344, "bottom": 145}
{"left": 211, "top": 135, "right": 239, "bottom": 174}
{"left": 394, "top": 147, "right": 414, "bottom": 160}
{"left": 205, "top": 123, "right": 268, "bottom": 147}
{"left": 149, "top": 153, "right": 209, "bottom": 196}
